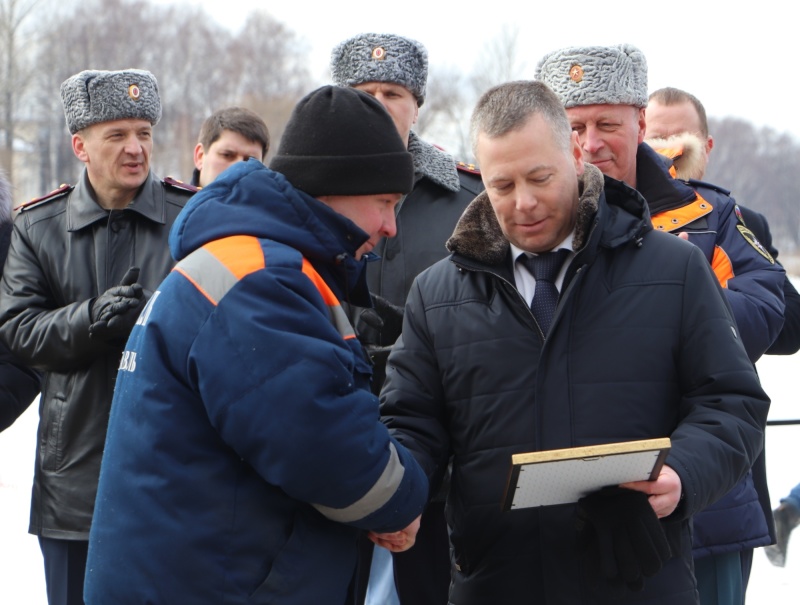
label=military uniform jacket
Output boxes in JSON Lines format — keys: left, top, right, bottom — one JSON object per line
{"left": 637, "top": 143, "right": 785, "bottom": 362}
{"left": 367, "top": 132, "right": 483, "bottom": 308}
{"left": 0, "top": 169, "right": 193, "bottom": 539}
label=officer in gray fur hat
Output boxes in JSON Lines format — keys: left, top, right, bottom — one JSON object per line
{"left": 331, "top": 32, "right": 483, "bottom": 605}
{"left": 0, "top": 68, "right": 196, "bottom": 605}
{"left": 536, "top": 44, "right": 785, "bottom": 605}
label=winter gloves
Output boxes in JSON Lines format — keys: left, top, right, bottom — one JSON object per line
{"left": 576, "top": 486, "right": 672, "bottom": 597}
{"left": 89, "top": 266, "right": 147, "bottom": 343}
{"left": 352, "top": 294, "right": 405, "bottom": 395}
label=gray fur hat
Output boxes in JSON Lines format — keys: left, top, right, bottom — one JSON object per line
{"left": 60, "top": 69, "right": 162, "bottom": 134}
{"left": 331, "top": 33, "right": 428, "bottom": 106}
{"left": 535, "top": 44, "right": 648, "bottom": 109}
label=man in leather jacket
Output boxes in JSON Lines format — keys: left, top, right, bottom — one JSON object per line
{"left": 0, "top": 69, "right": 195, "bottom": 605}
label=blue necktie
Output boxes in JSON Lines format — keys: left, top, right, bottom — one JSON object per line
{"left": 520, "top": 249, "right": 570, "bottom": 335}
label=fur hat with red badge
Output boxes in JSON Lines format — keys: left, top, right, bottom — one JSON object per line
{"left": 330, "top": 33, "right": 428, "bottom": 106}
{"left": 60, "top": 68, "right": 162, "bottom": 134}
{"left": 535, "top": 44, "right": 648, "bottom": 109}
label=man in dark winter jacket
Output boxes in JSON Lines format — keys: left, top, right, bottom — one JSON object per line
{"left": 0, "top": 69, "right": 195, "bottom": 605}
{"left": 537, "top": 47, "right": 786, "bottom": 605}
{"left": 0, "top": 170, "right": 40, "bottom": 432}
{"left": 378, "top": 80, "right": 770, "bottom": 604}
{"left": 84, "top": 86, "right": 428, "bottom": 605}
{"left": 331, "top": 32, "right": 483, "bottom": 605}
{"left": 646, "top": 86, "right": 800, "bottom": 356}
{"left": 645, "top": 86, "right": 800, "bottom": 601}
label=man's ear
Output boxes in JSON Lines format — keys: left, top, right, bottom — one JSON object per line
{"left": 571, "top": 131, "right": 584, "bottom": 175}
{"left": 636, "top": 108, "right": 647, "bottom": 144}
{"left": 193, "top": 143, "right": 205, "bottom": 172}
{"left": 72, "top": 134, "right": 88, "bottom": 162}
{"left": 705, "top": 135, "right": 714, "bottom": 156}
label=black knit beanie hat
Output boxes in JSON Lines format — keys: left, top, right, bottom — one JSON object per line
{"left": 269, "top": 85, "right": 414, "bottom": 197}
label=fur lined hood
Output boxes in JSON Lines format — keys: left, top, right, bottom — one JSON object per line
{"left": 446, "top": 163, "right": 606, "bottom": 265}
{"left": 645, "top": 132, "right": 707, "bottom": 181}
{"left": 408, "top": 131, "right": 461, "bottom": 192}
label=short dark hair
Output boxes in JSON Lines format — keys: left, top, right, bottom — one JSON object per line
{"left": 470, "top": 80, "right": 572, "bottom": 153}
{"left": 648, "top": 87, "right": 709, "bottom": 137}
{"left": 197, "top": 107, "right": 270, "bottom": 160}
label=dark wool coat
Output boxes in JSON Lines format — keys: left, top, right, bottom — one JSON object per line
{"left": 381, "top": 164, "right": 770, "bottom": 605}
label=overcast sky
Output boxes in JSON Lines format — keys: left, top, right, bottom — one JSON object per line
{"left": 184, "top": 0, "right": 797, "bottom": 140}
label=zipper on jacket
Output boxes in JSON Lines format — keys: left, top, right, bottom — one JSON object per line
{"left": 452, "top": 261, "right": 547, "bottom": 341}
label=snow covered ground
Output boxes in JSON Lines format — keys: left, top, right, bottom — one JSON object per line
{"left": 1, "top": 322, "right": 798, "bottom": 603}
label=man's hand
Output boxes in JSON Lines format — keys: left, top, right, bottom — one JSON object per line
{"left": 355, "top": 294, "right": 405, "bottom": 348}
{"left": 620, "top": 463, "right": 682, "bottom": 518}
{"left": 89, "top": 267, "right": 146, "bottom": 341}
{"left": 367, "top": 515, "right": 421, "bottom": 553}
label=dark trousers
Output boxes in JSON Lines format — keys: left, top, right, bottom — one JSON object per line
{"left": 741, "top": 548, "right": 754, "bottom": 594}
{"left": 38, "top": 537, "right": 88, "bottom": 605}
{"left": 393, "top": 500, "right": 451, "bottom": 604}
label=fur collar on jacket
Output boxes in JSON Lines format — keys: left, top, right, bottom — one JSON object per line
{"left": 446, "top": 163, "right": 605, "bottom": 265}
{"left": 645, "top": 133, "right": 707, "bottom": 181}
{"left": 408, "top": 131, "right": 461, "bottom": 193}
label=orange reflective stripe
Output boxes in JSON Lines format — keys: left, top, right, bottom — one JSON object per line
{"left": 301, "top": 259, "right": 338, "bottom": 306}
{"left": 176, "top": 240, "right": 354, "bottom": 339}
{"left": 301, "top": 259, "right": 356, "bottom": 341}
{"left": 711, "top": 246, "right": 734, "bottom": 288}
{"left": 203, "top": 235, "right": 266, "bottom": 279}
{"left": 173, "top": 236, "right": 266, "bottom": 306}
{"left": 651, "top": 192, "right": 714, "bottom": 233}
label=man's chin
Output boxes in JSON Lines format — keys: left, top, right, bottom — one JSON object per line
{"left": 120, "top": 172, "right": 148, "bottom": 190}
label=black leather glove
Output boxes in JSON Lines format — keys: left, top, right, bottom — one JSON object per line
{"left": 576, "top": 486, "right": 671, "bottom": 596}
{"left": 350, "top": 295, "right": 404, "bottom": 395}
{"left": 356, "top": 294, "right": 405, "bottom": 348}
{"left": 89, "top": 267, "right": 146, "bottom": 342}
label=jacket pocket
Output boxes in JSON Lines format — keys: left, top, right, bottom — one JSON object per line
{"left": 40, "top": 374, "right": 72, "bottom": 472}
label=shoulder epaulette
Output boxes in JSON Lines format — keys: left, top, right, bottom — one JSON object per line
{"left": 456, "top": 160, "right": 480, "bottom": 175}
{"left": 163, "top": 176, "right": 199, "bottom": 194}
{"left": 14, "top": 183, "right": 73, "bottom": 212}
{"left": 687, "top": 178, "right": 731, "bottom": 197}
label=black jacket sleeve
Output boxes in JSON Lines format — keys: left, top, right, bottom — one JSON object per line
{"left": 0, "top": 221, "right": 42, "bottom": 431}
{"left": 0, "top": 339, "right": 40, "bottom": 431}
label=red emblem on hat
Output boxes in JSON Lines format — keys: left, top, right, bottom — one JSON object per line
{"left": 569, "top": 65, "right": 584, "bottom": 83}
{"left": 371, "top": 47, "right": 386, "bottom": 60}
{"left": 128, "top": 84, "right": 141, "bottom": 101}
